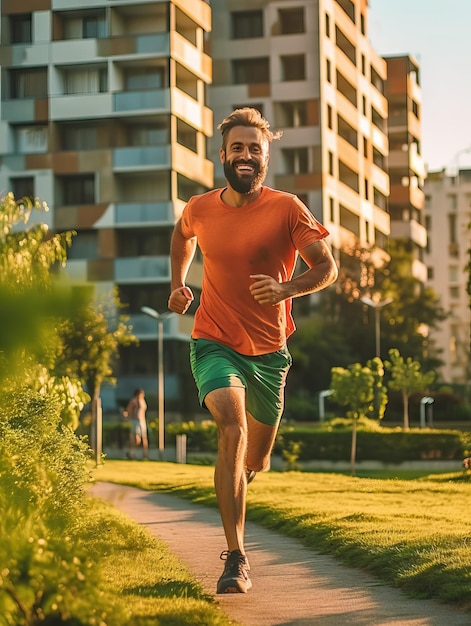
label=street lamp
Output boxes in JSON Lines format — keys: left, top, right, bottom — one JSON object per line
{"left": 141, "top": 306, "right": 174, "bottom": 459}
{"left": 361, "top": 296, "right": 393, "bottom": 358}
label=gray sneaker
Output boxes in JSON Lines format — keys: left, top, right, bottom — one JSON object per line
{"left": 216, "top": 550, "right": 252, "bottom": 594}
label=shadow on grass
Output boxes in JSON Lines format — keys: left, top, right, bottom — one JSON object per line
{"left": 124, "top": 580, "right": 206, "bottom": 600}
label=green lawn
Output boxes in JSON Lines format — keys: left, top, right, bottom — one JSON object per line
{"left": 92, "top": 460, "right": 471, "bottom": 612}
{"left": 87, "top": 497, "right": 239, "bottom": 626}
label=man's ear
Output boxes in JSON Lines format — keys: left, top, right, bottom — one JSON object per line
{"left": 219, "top": 148, "right": 226, "bottom": 163}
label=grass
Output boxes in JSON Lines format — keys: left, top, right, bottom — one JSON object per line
{"left": 85, "top": 497, "right": 239, "bottom": 625}
{"left": 92, "top": 460, "right": 471, "bottom": 612}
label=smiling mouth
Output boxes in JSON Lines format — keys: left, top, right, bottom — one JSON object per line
{"left": 235, "top": 163, "right": 255, "bottom": 175}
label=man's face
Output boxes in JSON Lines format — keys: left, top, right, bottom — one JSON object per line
{"left": 220, "top": 126, "right": 270, "bottom": 194}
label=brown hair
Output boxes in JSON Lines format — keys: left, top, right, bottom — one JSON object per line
{"left": 217, "top": 107, "right": 282, "bottom": 149}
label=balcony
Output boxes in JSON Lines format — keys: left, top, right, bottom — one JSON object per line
{"left": 50, "top": 93, "right": 112, "bottom": 120}
{"left": 115, "top": 256, "right": 170, "bottom": 283}
{"left": 113, "top": 145, "right": 171, "bottom": 170}
{"left": 171, "top": 31, "right": 211, "bottom": 83}
{"left": 113, "top": 88, "right": 169, "bottom": 113}
{"left": 115, "top": 202, "right": 175, "bottom": 225}
{"left": 98, "top": 32, "right": 169, "bottom": 57}
{"left": 390, "top": 218, "right": 427, "bottom": 248}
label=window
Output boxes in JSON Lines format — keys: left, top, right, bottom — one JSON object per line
{"left": 278, "top": 8, "right": 305, "bottom": 34}
{"left": 328, "top": 151, "right": 334, "bottom": 176}
{"left": 83, "top": 15, "right": 107, "bottom": 38}
{"left": 448, "top": 213, "right": 457, "bottom": 244}
{"left": 339, "top": 160, "right": 359, "bottom": 193}
{"left": 177, "top": 119, "right": 197, "bottom": 152}
{"left": 336, "top": 70, "right": 357, "bottom": 107}
{"left": 128, "top": 124, "right": 168, "bottom": 147}
{"left": 281, "top": 54, "right": 305, "bottom": 81}
{"left": 9, "top": 68, "right": 47, "bottom": 99}
{"left": 67, "top": 231, "right": 98, "bottom": 260}
{"left": 276, "top": 101, "right": 307, "bottom": 127}
{"left": 326, "top": 59, "right": 332, "bottom": 83}
{"left": 370, "top": 67, "right": 384, "bottom": 93}
{"left": 231, "top": 10, "right": 263, "bottom": 39}
{"left": 329, "top": 197, "right": 335, "bottom": 221}
{"left": 373, "top": 186, "right": 387, "bottom": 210}
{"left": 62, "top": 123, "right": 100, "bottom": 150}
{"left": 10, "top": 14, "right": 32, "bottom": 44}
{"left": 335, "top": 26, "right": 356, "bottom": 66}
{"left": 59, "top": 174, "right": 95, "bottom": 205}
{"left": 118, "top": 228, "right": 171, "bottom": 257}
{"left": 340, "top": 204, "right": 360, "bottom": 237}
{"left": 64, "top": 66, "right": 107, "bottom": 94}
{"left": 124, "top": 67, "right": 165, "bottom": 90}
{"left": 371, "top": 107, "right": 385, "bottom": 132}
{"left": 449, "top": 266, "right": 459, "bottom": 283}
{"left": 325, "top": 13, "right": 331, "bottom": 37}
{"left": 233, "top": 58, "right": 269, "bottom": 84}
{"left": 327, "top": 105, "right": 333, "bottom": 129}
{"left": 337, "top": 114, "right": 357, "bottom": 148}
{"left": 282, "top": 147, "right": 309, "bottom": 174}
{"left": 11, "top": 177, "right": 35, "bottom": 201}
{"left": 62, "top": 10, "right": 107, "bottom": 39}
{"left": 14, "top": 125, "right": 48, "bottom": 153}
{"left": 373, "top": 147, "right": 384, "bottom": 168}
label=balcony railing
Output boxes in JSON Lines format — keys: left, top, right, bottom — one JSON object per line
{"left": 113, "top": 88, "right": 169, "bottom": 112}
{"left": 115, "top": 202, "right": 174, "bottom": 224}
{"left": 113, "top": 145, "right": 170, "bottom": 169}
{"left": 115, "top": 256, "right": 170, "bottom": 282}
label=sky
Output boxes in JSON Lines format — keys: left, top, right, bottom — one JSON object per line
{"left": 368, "top": 0, "right": 471, "bottom": 172}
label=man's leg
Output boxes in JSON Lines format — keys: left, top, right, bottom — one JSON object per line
{"left": 204, "top": 386, "right": 248, "bottom": 553}
{"left": 245, "top": 412, "right": 278, "bottom": 473}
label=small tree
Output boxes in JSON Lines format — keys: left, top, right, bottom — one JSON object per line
{"left": 54, "top": 291, "right": 137, "bottom": 442}
{"left": 385, "top": 348, "right": 435, "bottom": 430}
{"left": 330, "top": 357, "right": 387, "bottom": 475}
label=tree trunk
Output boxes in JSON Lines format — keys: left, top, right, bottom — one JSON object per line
{"left": 402, "top": 391, "right": 410, "bottom": 430}
{"left": 350, "top": 420, "right": 357, "bottom": 476}
{"left": 90, "top": 385, "right": 101, "bottom": 454}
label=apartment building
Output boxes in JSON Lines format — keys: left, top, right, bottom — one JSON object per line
{"left": 424, "top": 168, "right": 471, "bottom": 384}
{"left": 209, "top": 0, "right": 391, "bottom": 297}
{"left": 0, "top": 0, "right": 213, "bottom": 409}
{"left": 384, "top": 54, "right": 427, "bottom": 283}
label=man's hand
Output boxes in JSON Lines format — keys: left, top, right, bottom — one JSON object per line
{"left": 249, "top": 274, "right": 285, "bottom": 306}
{"left": 168, "top": 286, "right": 194, "bottom": 314}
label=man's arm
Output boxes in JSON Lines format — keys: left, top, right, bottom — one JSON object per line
{"left": 249, "top": 240, "right": 338, "bottom": 306}
{"left": 168, "top": 218, "right": 197, "bottom": 314}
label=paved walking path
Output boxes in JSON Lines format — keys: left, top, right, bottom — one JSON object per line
{"left": 90, "top": 482, "right": 471, "bottom": 626}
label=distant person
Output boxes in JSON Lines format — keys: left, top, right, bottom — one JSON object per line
{"left": 123, "top": 388, "right": 148, "bottom": 460}
{"left": 168, "top": 107, "right": 337, "bottom": 594}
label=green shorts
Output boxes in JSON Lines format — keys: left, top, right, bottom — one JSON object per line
{"left": 189, "top": 338, "right": 292, "bottom": 427}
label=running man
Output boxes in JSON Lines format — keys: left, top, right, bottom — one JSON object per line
{"left": 168, "top": 108, "right": 338, "bottom": 593}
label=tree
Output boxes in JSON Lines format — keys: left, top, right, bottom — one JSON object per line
{"left": 385, "top": 348, "right": 435, "bottom": 430}
{"left": 330, "top": 357, "right": 387, "bottom": 475}
{"left": 0, "top": 194, "right": 89, "bottom": 428}
{"left": 54, "top": 291, "right": 137, "bottom": 441}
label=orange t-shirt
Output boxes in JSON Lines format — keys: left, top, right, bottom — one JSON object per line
{"left": 180, "top": 186, "right": 329, "bottom": 356}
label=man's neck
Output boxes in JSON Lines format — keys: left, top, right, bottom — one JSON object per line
{"left": 221, "top": 186, "right": 263, "bottom": 207}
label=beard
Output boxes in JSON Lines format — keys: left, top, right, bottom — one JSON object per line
{"left": 223, "top": 159, "right": 268, "bottom": 194}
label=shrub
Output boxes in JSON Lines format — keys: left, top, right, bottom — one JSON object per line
{"left": 0, "top": 388, "right": 120, "bottom": 624}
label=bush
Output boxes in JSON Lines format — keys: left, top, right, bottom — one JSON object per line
{"left": 0, "top": 388, "right": 120, "bottom": 625}
{"left": 274, "top": 422, "right": 471, "bottom": 464}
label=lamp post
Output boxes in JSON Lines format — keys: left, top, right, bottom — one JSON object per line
{"left": 141, "top": 306, "right": 174, "bottom": 459}
{"left": 361, "top": 296, "right": 393, "bottom": 358}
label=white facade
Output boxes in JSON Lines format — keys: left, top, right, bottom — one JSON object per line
{"left": 424, "top": 169, "right": 471, "bottom": 384}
